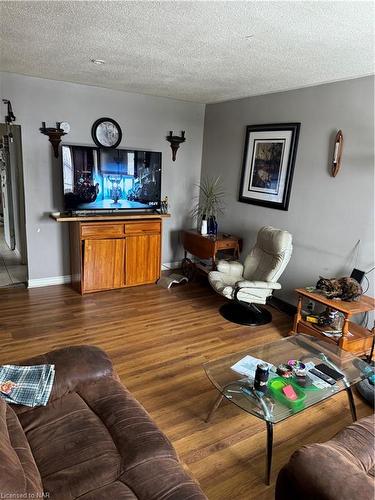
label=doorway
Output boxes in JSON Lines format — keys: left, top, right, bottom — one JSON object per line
{"left": 0, "top": 123, "right": 28, "bottom": 287}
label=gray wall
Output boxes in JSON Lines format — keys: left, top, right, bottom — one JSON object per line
{"left": 0, "top": 72, "right": 205, "bottom": 281}
{"left": 201, "top": 76, "right": 375, "bottom": 305}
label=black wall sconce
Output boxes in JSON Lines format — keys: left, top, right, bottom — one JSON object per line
{"left": 2, "top": 99, "right": 16, "bottom": 124}
{"left": 39, "top": 122, "right": 67, "bottom": 158}
{"left": 166, "top": 131, "right": 186, "bottom": 161}
{"left": 2, "top": 99, "right": 16, "bottom": 141}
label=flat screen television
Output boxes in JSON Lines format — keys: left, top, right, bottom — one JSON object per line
{"left": 61, "top": 145, "right": 161, "bottom": 212}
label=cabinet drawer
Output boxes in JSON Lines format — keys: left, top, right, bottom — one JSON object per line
{"left": 81, "top": 224, "right": 124, "bottom": 239}
{"left": 124, "top": 221, "right": 161, "bottom": 234}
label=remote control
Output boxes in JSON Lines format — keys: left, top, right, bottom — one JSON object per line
{"left": 315, "top": 363, "right": 344, "bottom": 381}
{"left": 309, "top": 368, "right": 336, "bottom": 385}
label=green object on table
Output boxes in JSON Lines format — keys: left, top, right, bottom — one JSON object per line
{"left": 268, "top": 377, "right": 306, "bottom": 412}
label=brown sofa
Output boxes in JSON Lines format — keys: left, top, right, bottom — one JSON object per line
{"left": 276, "top": 414, "right": 374, "bottom": 500}
{"left": 0, "top": 345, "right": 206, "bottom": 499}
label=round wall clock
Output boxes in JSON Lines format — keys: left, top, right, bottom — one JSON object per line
{"left": 91, "top": 117, "right": 122, "bottom": 149}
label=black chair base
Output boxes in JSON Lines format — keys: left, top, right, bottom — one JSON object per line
{"left": 219, "top": 301, "right": 272, "bottom": 326}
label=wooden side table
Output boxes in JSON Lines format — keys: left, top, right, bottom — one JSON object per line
{"left": 291, "top": 288, "right": 375, "bottom": 358}
{"left": 181, "top": 230, "right": 242, "bottom": 276}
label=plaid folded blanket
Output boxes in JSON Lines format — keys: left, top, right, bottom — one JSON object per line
{"left": 0, "top": 364, "right": 55, "bottom": 407}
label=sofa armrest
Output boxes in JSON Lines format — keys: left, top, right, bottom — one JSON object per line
{"left": 276, "top": 415, "right": 375, "bottom": 500}
{"left": 330, "top": 414, "right": 375, "bottom": 471}
{"left": 236, "top": 280, "right": 281, "bottom": 290}
{"left": 11, "top": 345, "right": 117, "bottom": 405}
{"left": 276, "top": 441, "right": 374, "bottom": 500}
{"left": 217, "top": 260, "right": 244, "bottom": 276}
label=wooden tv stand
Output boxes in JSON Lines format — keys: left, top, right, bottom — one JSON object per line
{"left": 54, "top": 213, "right": 170, "bottom": 294}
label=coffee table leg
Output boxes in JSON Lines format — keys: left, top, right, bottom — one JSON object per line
{"left": 265, "top": 421, "right": 273, "bottom": 486}
{"left": 345, "top": 386, "right": 357, "bottom": 422}
{"left": 206, "top": 393, "right": 224, "bottom": 423}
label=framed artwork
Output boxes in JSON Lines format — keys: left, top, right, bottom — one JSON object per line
{"left": 91, "top": 117, "right": 122, "bottom": 149}
{"left": 239, "top": 123, "right": 300, "bottom": 211}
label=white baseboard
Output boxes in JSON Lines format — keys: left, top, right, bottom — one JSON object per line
{"left": 28, "top": 263, "right": 182, "bottom": 288}
{"left": 161, "top": 261, "right": 182, "bottom": 271}
{"left": 28, "top": 275, "right": 72, "bottom": 288}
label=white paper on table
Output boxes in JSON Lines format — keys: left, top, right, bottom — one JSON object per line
{"left": 230, "top": 355, "right": 275, "bottom": 379}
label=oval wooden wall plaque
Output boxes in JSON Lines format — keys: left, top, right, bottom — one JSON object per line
{"left": 331, "top": 129, "right": 344, "bottom": 177}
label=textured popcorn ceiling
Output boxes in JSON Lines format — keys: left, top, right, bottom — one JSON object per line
{"left": 0, "top": 1, "right": 374, "bottom": 103}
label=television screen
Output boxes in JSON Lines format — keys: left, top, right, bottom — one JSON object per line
{"left": 62, "top": 145, "right": 161, "bottom": 211}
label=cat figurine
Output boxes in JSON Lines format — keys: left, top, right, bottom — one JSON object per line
{"left": 315, "top": 276, "right": 363, "bottom": 301}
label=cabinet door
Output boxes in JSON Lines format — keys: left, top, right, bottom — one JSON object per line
{"left": 83, "top": 239, "right": 125, "bottom": 292}
{"left": 125, "top": 234, "right": 161, "bottom": 286}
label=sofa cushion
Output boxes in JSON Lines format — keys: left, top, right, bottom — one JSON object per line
{"left": 78, "top": 481, "right": 137, "bottom": 499}
{"left": 18, "top": 390, "right": 121, "bottom": 497}
{"left": 18, "top": 377, "right": 200, "bottom": 499}
{"left": 0, "top": 397, "right": 43, "bottom": 496}
{"left": 6, "top": 345, "right": 206, "bottom": 500}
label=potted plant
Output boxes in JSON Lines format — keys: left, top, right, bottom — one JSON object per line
{"left": 192, "top": 176, "right": 226, "bottom": 235}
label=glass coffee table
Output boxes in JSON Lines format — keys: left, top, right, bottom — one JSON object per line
{"left": 203, "top": 334, "right": 368, "bottom": 485}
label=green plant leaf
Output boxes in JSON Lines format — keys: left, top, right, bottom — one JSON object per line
{"left": 190, "top": 175, "right": 226, "bottom": 219}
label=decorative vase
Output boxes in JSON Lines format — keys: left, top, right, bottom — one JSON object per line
{"left": 207, "top": 216, "right": 218, "bottom": 235}
{"left": 201, "top": 219, "right": 208, "bottom": 235}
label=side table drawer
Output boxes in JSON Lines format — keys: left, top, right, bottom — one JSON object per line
{"left": 216, "top": 239, "right": 238, "bottom": 250}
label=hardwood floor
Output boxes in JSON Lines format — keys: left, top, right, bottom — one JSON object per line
{"left": 0, "top": 279, "right": 371, "bottom": 499}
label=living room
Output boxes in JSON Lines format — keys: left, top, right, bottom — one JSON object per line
{"left": 0, "top": 1, "right": 374, "bottom": 499}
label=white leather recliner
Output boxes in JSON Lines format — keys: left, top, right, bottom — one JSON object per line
{"left": 208, "top": 226, "right": 293, "bottom": 325}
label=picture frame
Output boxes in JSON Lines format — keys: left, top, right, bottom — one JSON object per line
{"left": 91, "top": 117, "right": 122, "bottom": 149}
{"left": 239, "top": 123, "right": 300, "bottom": 211}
